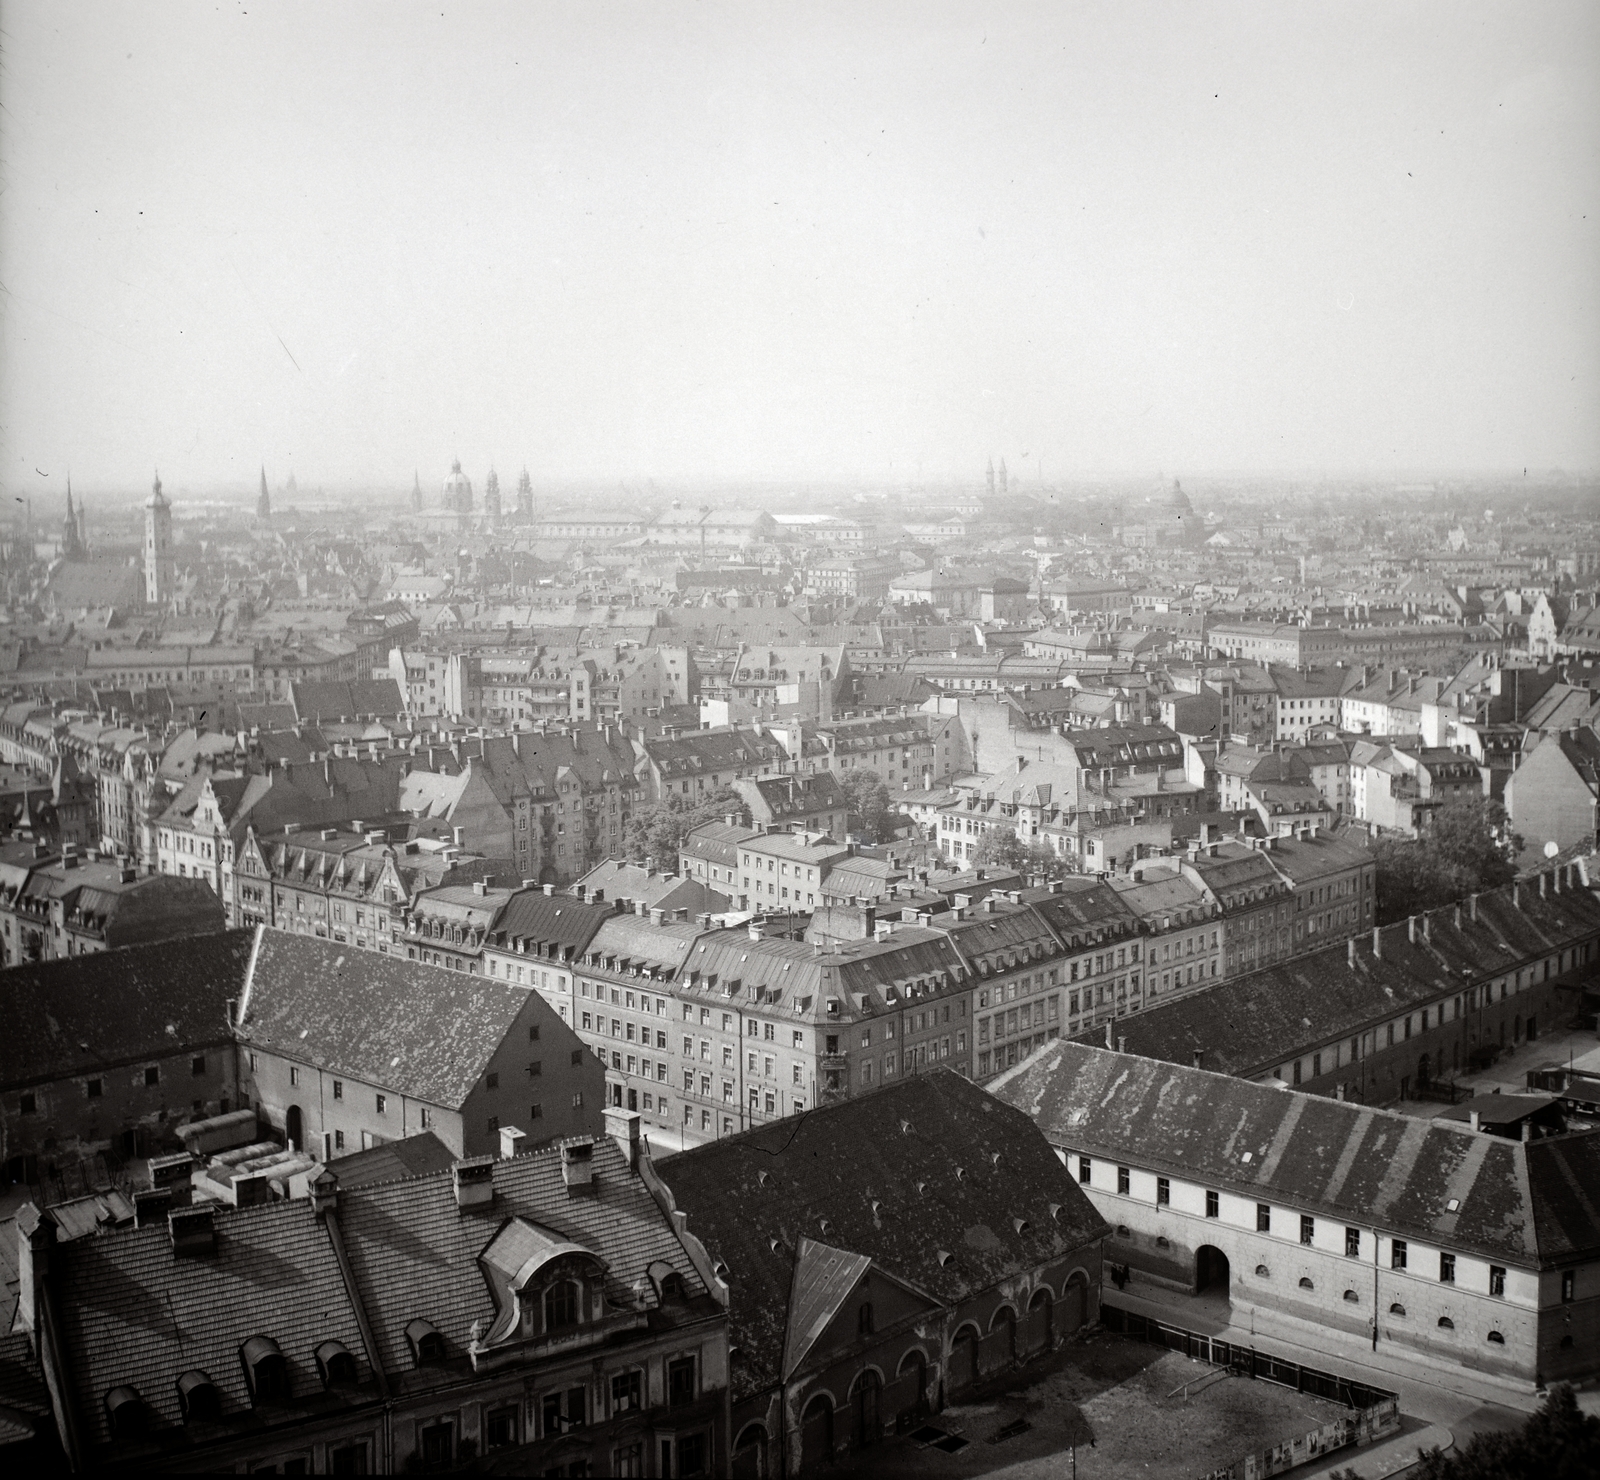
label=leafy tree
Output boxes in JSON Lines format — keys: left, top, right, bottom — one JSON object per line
{"left": 621, "top": 787, "right": 748, "bottom": 875}
{"left": 836, "top": 768, "right": 900, "bottom": 844}
{"left": 1374, "top": 797, "right": 1522, "bottom": 926}
{"left": 1413, "top": 1385, "right": 1600, "bottom": 1480}
{"left": 973, "top": 829, "right": 1059, "bottom": 875}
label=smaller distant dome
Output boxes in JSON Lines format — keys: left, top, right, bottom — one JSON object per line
{"left": 1163, "top": 479, "right": 1193, "bottom": 515}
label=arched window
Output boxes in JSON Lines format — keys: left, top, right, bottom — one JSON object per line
{"left": 1436, "top": 1316, "right": 1454, "bottom": 1330}
{"left": 545, "top": 1280, "right": 580, "bottom": 1332}
{"left": 315, "top": 1340, "right": 358, "bottom": 1388}
{"left": 1298, "top": 1277, "right": 1314, "bottom": 1290}
{"left": 1487, "top": 1330, "right": 1505, "bottom": 1344}
{"left": 1343, "top": 1290, "right": 1359, "bottom": 1303}
{"left": 1255, "top": 1265, "right": 1271, "bottom": 1278}
{"left": 1156, "top": 1236, "right": 1170, "bottom": 1249}
{"left": 405, "top": 1319, "right": 446, "bottom": 1366}
{"left": 1116, "top": 1224, "right": 1131, "bottom": 1238}
{"left": 659, "top": 1271, "right": 686, "bottom": 1301}
{"left": 858, "top": 1302, "right": 875, "bottom": 1336}
{"left": 1389, "top": 1303, "right": 1407, "bottom": 1317}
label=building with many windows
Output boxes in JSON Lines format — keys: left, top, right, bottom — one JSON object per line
{"left": 994, "top": 1042, "right": 1600, "bottom": 1391}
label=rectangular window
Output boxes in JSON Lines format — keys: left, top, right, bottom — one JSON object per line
{"left": 332, "top": 1080, "right": 343, "bottom": 1100}
{"left": 486, "top": 1405, "right": 519, "bottom": 1450}
{"left": 1205, "top": 1190, "right": 1219, "bottom": 1218}
{"left": 1300, "top": 1215, "right": 1314, "bottom": 1247}
{"left": 1345, "top": 1227, "right": 1360, "bottom": 1259}
{"left": 1489, "top": 1265, "right": 1505, "bottom": 1297}
{"left": 610, "top": 1370, "right": 642, "bottom": 1414}
{"left": 289, "top": 1066, "right": 299, "bottom": 1088}
{"left": 1116, "top": 1165, "right": 1130, "bottom": 1195}
{"left": 190, "top": 1055, "right": 206, "bottom": 1076}
{"left": 1391, "top": 1239, "right": 1407, "bottom": 1270}
{"left": 87, "top": 1078, "right": 103, "bottom": 1098}
{"left": 1562, "top": 1270, "right": 1575, "bottom": 1303}
{"left": 1156, "top": 1177, "right": 1170, "bottom": 1206}
{"left": 1439, "top": 1252, "right": 1455, "bottom": 1283}
{"left": 667, "top": 1355, "right": 696, "bottom": 1407}
{"left": 1257, "top": 1203, "right": 1271, "bottom": 1233}
{"left": 376, "top": 1093, "right": 387, "bottom": 1114}
{"left": 19, "top": 1092, "right": 36, "bottom": 1114}
{"left": 1078, "top": 1156, "right": 1092, "bottom": 1185}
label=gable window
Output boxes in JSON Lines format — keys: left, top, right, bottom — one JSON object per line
{"left": 545, "top": 1280, "right": 580, "bottom": 1331}
{"left": 858, "top": 1302, "right": 875, "bottom": 1336}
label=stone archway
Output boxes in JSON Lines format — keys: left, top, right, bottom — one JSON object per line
{"left": 1196, "top": 1245, "right": 1231, "bottom": 1299}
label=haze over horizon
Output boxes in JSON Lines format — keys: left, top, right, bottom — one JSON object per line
{"left": 2, "top": 2, "right": 1597, "bottom": 499}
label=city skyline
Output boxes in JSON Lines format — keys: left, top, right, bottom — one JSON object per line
{"left": 1, "top": 2, "right": 1597, "bottom": 495}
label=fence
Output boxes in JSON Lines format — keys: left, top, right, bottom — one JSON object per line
{"left": 1100, "top": 1301, "right": 1398, "bottom": 1412}
{"left": 1196, "top": 1403, "right": 1403, "bottom": 1480}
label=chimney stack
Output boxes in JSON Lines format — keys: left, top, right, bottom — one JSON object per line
{"left": 498, "top": 1125, "right": 527, "bottom": 1161}
{"left": 452, "top": 1155, "right": 496, "bottom": 1209}
{"left": 1105, "top": 1021, "right": 1114, "bottom": 1049}
{"left": 604, "top": 1108, "right": 642, "bottom": 1170}
{"left": 1372, "top": 927, "right": 1383, "bottom": 960}
{"left": 147, "top": 1152, "right": 194, "bottom": 1209}
{"left": 560, "top": 1138, "right": 597, "bottom": 1195}
{"left": 1469, "top": 1110, "right": 1481, "bottom": 1133}
{"left": 1347, "top": 938, "right": 1356, "bottom": 967}
{"left": 168, "top": 1204, "right": 216, "bottom": 1259}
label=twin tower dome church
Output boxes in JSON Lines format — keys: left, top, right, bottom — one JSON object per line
{"left": 411, "top": 459, "right": 533, "bottom": 526}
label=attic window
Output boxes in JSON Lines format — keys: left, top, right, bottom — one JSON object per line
{"left": 105, "top": 1385, "right": 150, "bottom": 1440}
{"left": 405, "top": 1318, "right": 446, "bottom": 1366}
{"left": 1255, "top": 1265, "right": 1270, "bottom": 1278}
{"left": 1343, "top": 1290, "right": 1359, "bottom": 1303}
{"left": 240, "top": 1336, "right": 289, "bottom": 1403}
{"left": 1389, "top": 1303, "right": 1407, "bottom": 1317}
{"left": 176, "top": 1369, "right": 220, "bottom": 1423}
{"left": 1486, "top": 1330, "right": 1505, "bottom": 1344}
{"left": 936, "top": 1250, "right": 953, "bottom": 1267}
{"left": 315, "top": 1340, "right": 358, "bottom": 1389}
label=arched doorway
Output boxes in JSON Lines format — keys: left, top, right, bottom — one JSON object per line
{"left": 895, "top": 1350, "right": 928, "bottom": 1426}
{"left": 989, "top": 1306, "right": 1017, "bottom": 1367}
{"left": 1063, "top": 1272, "right": 1089, "bottom": 1333}
{"left": 1026, "top": 1287, "right": 1054, "bottom": 1355}
{"left": 286, "top": 1105, "right": 303, "bottom": 1152}
{"left": 732, "top": 1422, "right": 769, "bottom": 1480}
{"left": 851, "top": 1370, "right": 882, "bottom": 1450}
{"left": 952, "top": 1325, "right": 981, "bottom": 1393}
{"left": 1196, "top": 1246, "right": 1231, "bottom": 1298}
{"left": 800, "top": 1395, "right": 833, "bottom": 1473}
{"left": 1417, "top": 1054, "right": 1431, "bottom": 1090}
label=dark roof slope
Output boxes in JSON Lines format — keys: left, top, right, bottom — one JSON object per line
{"left": 656, "top": 1069, "right": 1107, "bottom": 1400}
{"left": 992, "top": 1041, "right": 1572, "bottom": 1269}
{"left": 0, "top": 930, "right": 254, "bottom": 1089}
{"left": 337, "top": 1135, "right": 712, "bottom": 1381}
{"left": 237, "top": 929, "right": 533, "bottom": 1108}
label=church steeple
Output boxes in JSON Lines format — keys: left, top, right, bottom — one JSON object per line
{"left": 256, "top": 465, "right": 272, "bottom": 522}
{"left": 61, "top": 479, "right": 85, "bottom": 561}
{"left": 411, "top": 469, "right": 423, "bottom": 512}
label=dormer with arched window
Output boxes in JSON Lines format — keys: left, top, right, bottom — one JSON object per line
{"left": 239, "top": 1336, "right": 289, "bottom": 1404}
{"left": 476, "top": 1217, "right": 611, "bottom": 1357}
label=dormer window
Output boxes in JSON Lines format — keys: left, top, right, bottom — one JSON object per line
{"left": 405, "top": 1318, "right": 446, "bottom": 1366}
{"left": 240, "top": 1336, "right": 289, "bottom": 1403}
{"left": 315, "top": 1339, "right": 359, "bottom": 1388}
{"left": 176, "top": 1369, "right": 221, "bottom": 1422}
{"left": 105, "top": 1385, "right": 150, "bottom": 1439}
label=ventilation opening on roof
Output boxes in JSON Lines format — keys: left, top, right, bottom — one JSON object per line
{"left": 176, "top": 1370, "right": 220, "bottom": 1424}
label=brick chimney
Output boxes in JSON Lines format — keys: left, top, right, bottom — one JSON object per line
{"left": 560, "top": 1138, "right": 597, "bottom": 1195}
{"left": 604, "top": 1108, "right": 642, "bottom": 1170}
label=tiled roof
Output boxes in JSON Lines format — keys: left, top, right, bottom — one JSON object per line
{"left": 237, "top": 929, "right": 531, "bottom": 1109}
{"left": 489, "top": 891, "right": 615, "bottom": 954}
{"left": 992, "top": 1041, "right": 1596, "bottom": 1269}
{"left": 336, "top": 1136, "right": 710, "bottom": 1380}
{"left": 0, "top": 930, "right": 254, "bottom": 1089}
{"left": 51, "top": 1197, "right": 371, "bottom": 1448}
{"left": 1069, "top": 875, "right": 1600, "bottom": 1077}
{"left": 656, "top": 1069, "right": 1108, "bottom": 1400}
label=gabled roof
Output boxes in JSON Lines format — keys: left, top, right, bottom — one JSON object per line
{"left": 782, "top": 1239, "right": 873, "bottom": 1379}
{"left": 656, "top": 1069, "right": 1107, "bottom": 1400}
{"left": 0, "top": 930, "right": 254, "bottom": 1089}
{"left": 992, "top": 1041, "right": 1599, "bottom": 1269}
{"left": 237, "top": 928, "right": 536, "bottom": 1109}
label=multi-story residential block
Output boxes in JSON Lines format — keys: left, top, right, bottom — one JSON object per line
{"left": 0, "top": 843, "right": 224, "bottom": 964}
{"left": 659, "top": 1070, "right": 1108, "bottom": 1477}
{"left": 995, "top": 1042, "right": 1600, "bottom": 1390}
{"left": 633, "top": 725, "right": 793, "bottom": 804}
{"left": 237, "top": 928, "right": 604, "bottom": 1161}
{"left": 736, "top": 832, "right": 854, "bottom": 912}
{"left": 15, "top": 1110, "right": 730, "bottom": 1474}
{"left": 1348, "top": 741, "right": 1488, "bottom": 836}
{"left": 1504, "top": 727, "right": 1600, "bottom": 863}
{"left": 732, "top": 771, "right": 847, "bottom": 838}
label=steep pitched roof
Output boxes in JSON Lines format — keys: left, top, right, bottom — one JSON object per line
{"left": 992, "top": 1040, "right": 1592, "bottom": 1269}
{"left": 0, "top": 931, "right": 254, "bottom": 1089}
{"left": 656, "top": 1069, "right": 1107, "bottom": 1399}
{"left": 236, "top": 929, "right": 531, "bottom": 1109}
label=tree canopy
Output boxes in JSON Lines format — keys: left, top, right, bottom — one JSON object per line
{"left": 974, "top": 828, "right": 1059, "bottom": 875}
{"left": 1412, "top": 1385, "right": 1600, "bottom": 1480}
{"left": 837, "top": 769, "right": 900, "bottom": 845}
{"left": 621, "top": 787, "right": 748, "bottom": 875}
{"left": 1374, "top": 797, "right": 1521, "bottom": 925}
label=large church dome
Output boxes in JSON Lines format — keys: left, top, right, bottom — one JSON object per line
{"left": 442, "top": 459, "right": 473, "bottom": 512}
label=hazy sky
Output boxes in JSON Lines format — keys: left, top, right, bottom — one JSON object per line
{"left": 1, "top": 2, "right": 1596, "bottom": 496}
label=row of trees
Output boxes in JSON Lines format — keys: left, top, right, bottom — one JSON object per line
{"left": 1372, "top": 798, "right": 1522, "bottom": 925}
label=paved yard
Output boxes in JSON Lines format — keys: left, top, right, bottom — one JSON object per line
{"left": 830, "top": 1332, "right": 1354, "bottom": 1480}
